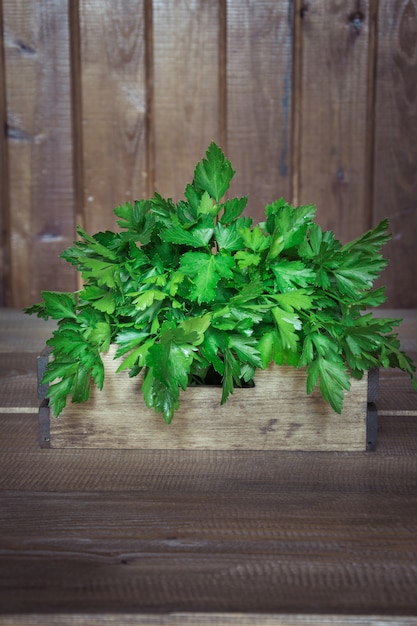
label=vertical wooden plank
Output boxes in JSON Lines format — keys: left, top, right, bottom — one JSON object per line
{"left": 69, "top": 0, "right": 84, "bottom": 239}
{"left": 153, "top": 0, "right": 223, "bottom": 201}
{"left": 297, "top": 0, "right": 371, "bottom": 242}
{"left": 79, "top": 0, "right": 148, "bottom": 235}
{"left": 226, "top": 1, "right": 293, "bottom": 221}
{"left": 0, "top": 0, "right": 10, "bottom": 306}
{"left": 373, "top": 0, "right": 417, "bottom": 308}
{"left": 2, "top": 0, "right": 77, "bottom": 308}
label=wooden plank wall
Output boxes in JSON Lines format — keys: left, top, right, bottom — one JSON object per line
{"left": 0, "top": 0, "right": 416, "bottom": 309}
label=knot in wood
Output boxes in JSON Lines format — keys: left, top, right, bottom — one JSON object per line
{"left": 348, "top": 10, "right": 365, "bottom": 34}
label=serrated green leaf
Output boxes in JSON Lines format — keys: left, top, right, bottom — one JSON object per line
{"left": 220, "top": 196, "right": 247, "bottom": 224}
{"left": 160, "top": 221, "right": 213, "bottom": 248}
{"left": 71, "top": 361, "right": 92, "bottom": 403}
{"left": 167, "top": 270, "right": 185, "bottom": 297}
{"left": 115, "top": 329, "right": 150, "bottom": 356}
{"left": 198, "top": 191, "right": 219, "bottom": 216}
{"left": 265, "top": 201, "right": 315, "bottom": 254}
{"left": 81, "top": 258, "right": 118, "bottom": 288}
{"left": 317, "top": 355, "right": 351, "bottom": 414}
{"left": 229, "top": 334, "right": 263, "bottom": 368}
{"left": 258, "top": 331, "right": 275, "bottom": 369}
{"left": 211, "top": 307, "right": 258, "bottom": 332}
{"left": 75, "top": 226, "right": 118, "bottom": 261}
{"left": 352, "top": 287, "right": 387, "bottom": 309}
{"left": 201, "top": 328, "right": 228, "bottom": 375}
{"left": 40, "top": 292, "right": 77, "bottom": 320}
{"left": 329, "top": 249, "right": 388, "bottom": 299}
{"left": 114, "top": 199, "right": 156, "bottom": 244}
{"left": 179, "top": 313, "right": 211, "bottom": 345}
{"left": 47, "top": 375, "right": 75, "bottom": 417}
{"left": 90, "top": 356, "right": 105, "bottom": 390}
{"left": 220, "top": 348, "right": 240, "bottom": 404}
{"left": 42, "top": 360, "right": 78, "bottom": 384}
{"left": 132, "top": 289, "right": 166, "bottom": 311}
{"left": 271, "top": 260, "right": 315, "bottom": 292}
{"left": 142, "top": 369, "right": 180, "bottom": 424}
{"left": 272, "top": 289, "right": 314, "bottom": 312}
{"left": 193, "top": 142, "right": 235, "bottom": 202}
{"left": 24, "top": 301, "right": 53, "bottom": 320}
{"left": 116, "top": 340, "right": 153, "bottom": 372}
{"left": 230, "top": 279, "right": 264, "bottom": 306}
{"left": 85, "top": 289, "right": 115, "bottom": 314}
{"left": 184, "top": 184, "right": 201, "bottom": 217}
{"left": 235, "top": 250, "right": 261, "bottom": 269}
{"left": 311, "top": 332, "right": 338, "bottom": 357}
{"left": 239, "top": 224, "right": 270, "bottom": 253}
{"left": 144, "top": 323, "right": 199, "bottom": 422}
{"left": 299, "top": 335, "right": 314, "bottom": 367}
{"left": 88, "top": 321, "right": 111, "bottom": 351}
{"left": 180, "top": 252, "right": 235, "bottom": 303}
{"left": 271, "top": 307, "right": 302, "bottom": 352}
{"left": 306, "top": 358, "right": 320, "bottom": 395}
{"left": 298, "top": 223, "right": 323, "bottom": 258}
{"left": 214, "top": 221, "right": 244, "bottom": 251}
{"left": 341, "top": 219, "right": 391, "bottom": 256}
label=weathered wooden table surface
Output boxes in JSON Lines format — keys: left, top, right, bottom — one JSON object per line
{"left": 1, "top": 309, "right": 417, "bottom": 626}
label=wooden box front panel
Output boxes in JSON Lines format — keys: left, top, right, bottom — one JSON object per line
{"left": 39, "top": 347, "right": 369, "bottom": 451}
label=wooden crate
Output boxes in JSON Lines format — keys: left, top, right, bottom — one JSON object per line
{"left": 38, "top": 346, "right": 378, "bottom": 451}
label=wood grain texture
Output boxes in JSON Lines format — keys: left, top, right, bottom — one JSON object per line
{"left": 0, "top": 309, "right": 56, "bottom": 353}
{"left": 2, "top": 443, "right": 417, "bottom": 492}
{"left": 372, "top": 0, "right": 417, "bottom": 307}
{"left": 297, "top": 0, "right": 371, "bottom": 241}
{"left": 43, "top": 345, "right": 368, "bottom": 451}
{"left": 153, "top": 0, "right": 223, "bottom": 201}
{"left": 0, "top": 307, "right": 417, "bottom": 618}
{"left": 79, "top": 0, "right": 148, "bottom": 234}
{"left": 1, "top": 1, "right": 417, "bottom": 309}
{"left": 1, "top": 615, "right": 417, "bottom": 626}
{"left": 1, "top": 485, "right": 417, "bottom": 614}
{"left": 2, "top": 0, "right": 77, "bottom": 307}
{"left": 226, "top": 1, "right": 293, "bottom": 220}
{"left": 0, "top": 1, "right": 8, "bottom": 307}
{"left": 0, "top": 353, "right": 39, "bottom": 409}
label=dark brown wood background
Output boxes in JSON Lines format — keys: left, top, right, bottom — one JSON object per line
{"left": 0, "top": 0, "right": 416, "bottom": 309}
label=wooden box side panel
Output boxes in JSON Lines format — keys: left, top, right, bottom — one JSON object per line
{"left": 46, "top": 347, "right": 368, "bottom": 451}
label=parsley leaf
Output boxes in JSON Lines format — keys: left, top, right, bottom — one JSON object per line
{"left": 180, "top": 252, "right": 235, "bottom": 303}
{"left": 193, "top": 141, "right": 235, "bottom": 202}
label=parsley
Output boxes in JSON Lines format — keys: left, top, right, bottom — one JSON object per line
{"left": 25, "top": 142, "right": 417, "bottom": 422}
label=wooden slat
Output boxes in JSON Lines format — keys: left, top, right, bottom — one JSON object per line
{"left": 372, "top": 0, "right": 417, "bottom": 308}
{"left": 0, "top": 353, "right": 39, "bottom": 408}
{"left": 2, "top": 0, "right": 77, "bottom": 307}
{"left": 0, "top": 309, "right": 56, "bottom": 353}
{"left": 79, "top": 0, "right": 148, "bottom": 234}
{"left": 226, "top": 1, "right": 293, "bottom": 220}
{"left": 297, "top": 1, "right": 371, "bottom": 242}
{"left": 153, "top": 0, "right": 223, "bottom": 201}
{"left": 1, "top": 615, "right": 417, "bottom": 626}
{"left": 0, "top": 1, "right": 8, "bottom": 307}
{"left": 2, "top": 444, "right": 417, "bottom": 492}
{"left": 44, "top": 346, "right": 368, "bottom": 451}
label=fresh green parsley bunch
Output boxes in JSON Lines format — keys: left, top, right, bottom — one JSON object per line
{"left": 26, "top": 143, "right": 417, "bottom": 423}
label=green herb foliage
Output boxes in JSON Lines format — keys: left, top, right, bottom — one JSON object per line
{"left": 25, "top": 142, "right": 417, "bottom": 422}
